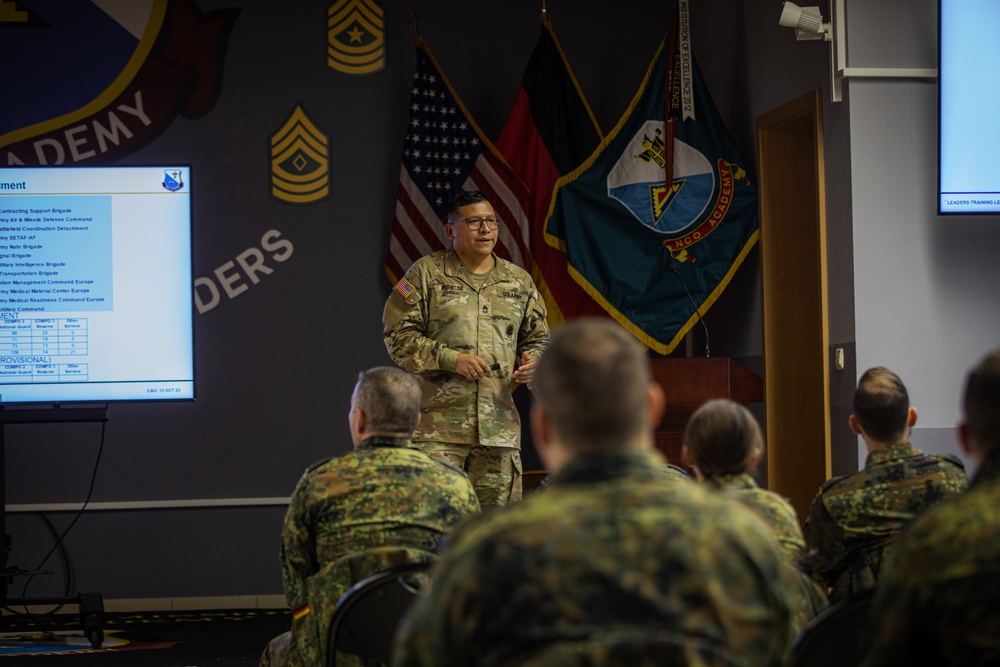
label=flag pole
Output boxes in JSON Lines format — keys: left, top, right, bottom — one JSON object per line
{"left": 408, "top": 5, "right": 421, "bottom": 40}
{"left": 664, "top": 4, "right": 679, "bottom": 192}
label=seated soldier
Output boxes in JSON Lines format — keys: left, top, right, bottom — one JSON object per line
{"left": 393, "top": 320, "right": 802, "bottom": 667}
{"left": 860, "top": 348, "right": 1000, "bottom": 666}
{"left": 260, "top": 367, "right": 479, "bottom": 667}
{"left": 802, "top": 366, "right": 968, "bottom": 602}
{"left": 682, "top": 398, "right": 828, "bottom": 623}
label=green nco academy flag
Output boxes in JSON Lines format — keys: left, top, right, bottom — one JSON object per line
{"left": 545, "top": 5, "right": 758, "bottom": 354}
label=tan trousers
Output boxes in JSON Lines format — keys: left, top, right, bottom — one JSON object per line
{"left": 418, "top": 442, "right": 522, "bottom": 508}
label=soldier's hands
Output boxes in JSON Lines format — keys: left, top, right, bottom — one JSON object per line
{"left": 512, "top": 352, "right": 537, "bottom": 388}
{"left": 456, "top": 353, "right": 492, "bottom": 381}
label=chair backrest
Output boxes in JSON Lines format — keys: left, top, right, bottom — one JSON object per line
{"left": 788, "top": 589, "right": 875, "bottom": 667}
{"left": 325, "top": 560, "right": 431, "bottom": 667}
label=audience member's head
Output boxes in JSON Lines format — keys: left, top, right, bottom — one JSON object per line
{"left": 531, "top": 319, "right": 663, "bottom": 470}
{"left": 850, "top": 366, "right": 916, "bottom": 447}
{"left": 349, "top": 366, "right": 422, "bottom": 445}
{"left": 682, "top": 398, "right": 763, "bottom": 485}
{"left": 959, "top": 348, "right": 1000, "bottom": 462}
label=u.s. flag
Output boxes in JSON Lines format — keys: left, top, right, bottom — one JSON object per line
{"left": 385, "top": 39, "right": 531, "bottom": 283}
{"left": 394, "top": 277, "right": 415, "bottom": 298}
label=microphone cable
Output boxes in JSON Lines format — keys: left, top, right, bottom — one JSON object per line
{"left": 668, "top": 261, "right": 710, "bottom": 357}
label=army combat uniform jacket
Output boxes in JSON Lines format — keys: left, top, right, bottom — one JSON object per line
{"left": 383, "top": 249, "right": 549, "bottom": 449}
{"left": 393, "top": 450, "right": 801, "bottom": 667}
{"left": 802, "top": 441, "right": 968, "bottom": 602}
{"left": 860, "top": 450, "right": 1000, "bottom": 666}
{"left": 266, "top": 436, "right": 480, "bottom": 667}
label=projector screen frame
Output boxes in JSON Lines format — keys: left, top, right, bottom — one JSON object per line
{"left": 0, "top": 164, "right": 196, "bottom": 406}
{"left": 937, "top": 0, "right": 1000, "bottom": 216}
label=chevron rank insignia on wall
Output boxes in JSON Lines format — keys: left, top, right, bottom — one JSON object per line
{"left": 327, "top": 0, "right": 385, "bottom": 76}
{"left": 270, "top": 104, "right": 330, "bottom": 205}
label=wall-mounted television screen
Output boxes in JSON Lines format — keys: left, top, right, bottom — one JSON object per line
{"left": 0, "top": 165, "right": 194, "bottom": 404}
{"left": 938, "top": 0, "right": 1000, "bottom": 214}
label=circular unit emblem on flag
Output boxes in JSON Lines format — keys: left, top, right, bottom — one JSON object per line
{"left": 606, "top": 120, "right": 714, "bottom": 235}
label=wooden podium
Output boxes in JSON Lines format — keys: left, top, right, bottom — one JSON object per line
{"left": 649, "top": 357, "right": 764, "bottom": 466}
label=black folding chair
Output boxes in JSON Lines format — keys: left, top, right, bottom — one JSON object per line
{"left": 325, "top": 561, "right": 431, "bottom": 666}
{"left": 788, "top": 588, "right": 875, "bottom": 667}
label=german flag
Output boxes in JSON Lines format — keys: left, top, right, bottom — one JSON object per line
{"left": 495, "top": 12, "right": 606, "bottom": 328}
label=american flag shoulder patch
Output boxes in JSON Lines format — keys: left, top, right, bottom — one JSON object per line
{"left": 395, "top": 277, "right": 415, "bottom": 298}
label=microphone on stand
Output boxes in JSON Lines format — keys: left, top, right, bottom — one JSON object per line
{"left": 668, "top": 260, "right": 710, "bottom": 358}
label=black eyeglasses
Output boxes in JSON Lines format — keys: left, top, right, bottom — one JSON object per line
{"left": 452, "top": 216, "right": 500, "bottom": 231}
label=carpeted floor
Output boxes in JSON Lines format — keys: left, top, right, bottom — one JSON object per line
{"left": 0, "top": 608, "right": 291, "bottom": 665}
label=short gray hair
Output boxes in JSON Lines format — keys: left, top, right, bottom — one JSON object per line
{"left": 354, "top": 367, "right": 422, "bottom": 435}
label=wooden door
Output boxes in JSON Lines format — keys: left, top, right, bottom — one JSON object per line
{"left": 755, "top": 90, "right": 830, "bottom": 522}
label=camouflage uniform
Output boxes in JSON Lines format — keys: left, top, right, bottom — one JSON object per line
{"left": 260, "top": 436, "right": 479, "bottom": 667}
{"left": 712, "top": 472, "right": 828, "bottom": 624}
{"left": 383, "top": 249, "right": 549, "bottom": 507}
{"left": 536, "top": 461, "right": 688, "bottom": 492}
{"left": 860, "top": 451, "right": 1000, "bottom": 666}
{"left": 713, "top": 472, "right": 805, "bottom": 564}
{"left": 663, "top": 462, "right": 691, "bottom": 481}
{"left": 393, "top": 450, "right": 801, "bottom": 667}
{"left": 802, "top": 441, "right": 968, "bottom": 602}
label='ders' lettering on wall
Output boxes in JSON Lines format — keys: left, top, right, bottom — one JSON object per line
{"left": 194, "top": 229, "right": 293, "bottom": 314}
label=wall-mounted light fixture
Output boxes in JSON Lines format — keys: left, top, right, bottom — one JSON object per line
{"left": 778, "top": 2, "right": 830, "bottom": 41}
{"left": 778, "top": 1, "right": 936, "bottom": 103}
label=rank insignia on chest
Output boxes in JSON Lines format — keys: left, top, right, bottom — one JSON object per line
{"left": 505, "top": 323, "right": 515, "bottom": 338}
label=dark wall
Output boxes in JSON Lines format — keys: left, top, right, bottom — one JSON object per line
{"left": 4, "top": 0, "right": 774, "bottom": 600}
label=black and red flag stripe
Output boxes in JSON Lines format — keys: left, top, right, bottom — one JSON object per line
{"left": 495, "top": 13, "right": 607, "bottom": 325}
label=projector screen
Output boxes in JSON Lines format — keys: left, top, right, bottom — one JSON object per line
{"left": 0, "top": 165, "right": 194, "bottom": 404}
{"left": 938, "top": 0, "right": 1000, "bottom": 214}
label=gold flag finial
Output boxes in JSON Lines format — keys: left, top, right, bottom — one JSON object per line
{"left": 408, "top": 5, "right": 421, "bottom": 39}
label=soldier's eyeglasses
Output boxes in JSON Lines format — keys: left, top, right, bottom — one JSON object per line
{"left": 454, "top": 216, "right": 500, "bottom": 231}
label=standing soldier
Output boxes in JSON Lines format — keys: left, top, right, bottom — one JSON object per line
{"left": 383, "top": 190, "right": 549, "bottom": 507}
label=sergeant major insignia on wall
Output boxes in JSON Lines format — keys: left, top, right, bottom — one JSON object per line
{"left": 327, "top": 0, "right": 385, "bottom": 76}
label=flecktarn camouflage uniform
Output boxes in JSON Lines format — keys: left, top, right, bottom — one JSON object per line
{"left": 860, "top": 450, "right": 1000, "bottom": 666}
{"left": 392, "top": 450, "right": 802, "bottom": 667}
{"left": 712, "top": 472, "right": 828, "bottom": 624}
{"left": 535, "top": 459, "right": 689, "bottom": 493}
{"left": 383, "top": 249, "right": 549, "bottom": 506}
{"left": 260, "top": 436, "right": 479, "bottom": 667}
{"left": 801, "top": 441, "right": 968, "bottom": 602}
{"left": 713, "top": 472, "right": 805, "bottom": 563}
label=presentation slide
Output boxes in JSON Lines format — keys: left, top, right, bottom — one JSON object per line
{"left": 939, "top": 0, "right": 1000, "bottom": 214}
{"left": 0, "top": 166, "right": 194, "bottom": 403}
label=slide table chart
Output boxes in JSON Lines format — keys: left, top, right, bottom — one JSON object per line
{"left": 0, "top": 317, "right": 89, "bottom": 382}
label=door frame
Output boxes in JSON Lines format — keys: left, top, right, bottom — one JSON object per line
{"left": 755, "top": 89, "right": 830, "bottom": 522}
